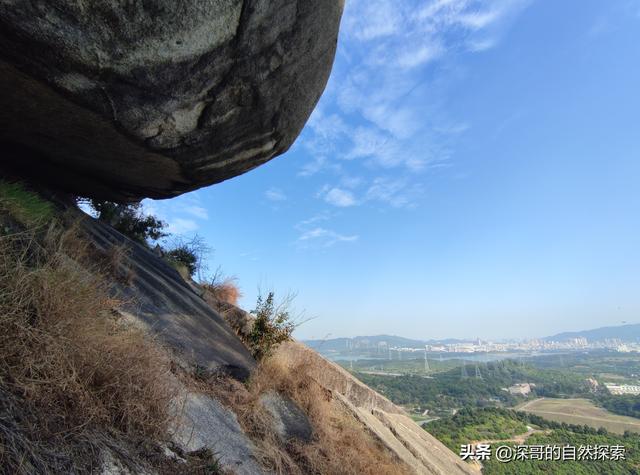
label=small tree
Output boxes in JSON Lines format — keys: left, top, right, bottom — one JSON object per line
{"left": 84, "top": 199, "right": 166, "bottom": 246}
{"left": 164, "top": 235, "right": 209, "bottom": 279}
{"left": 165, "top": 246, "right": 198, "bottom": 277}
{"left": 248, "top": 292, "right": 295, "bottom": 361}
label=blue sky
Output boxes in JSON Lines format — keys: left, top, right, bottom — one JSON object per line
{"left": 147, "top": 0, "right": 640, "bottom": 341}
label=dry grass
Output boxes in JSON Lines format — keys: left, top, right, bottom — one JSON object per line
{"left": 201, "top": 278, "right": 241, "bottom": 306}
{"left": 0, "top": 223, "right": 176, "bottom": 473}
{"left": 202, "top": 352, "right": 406, "bottom": 475}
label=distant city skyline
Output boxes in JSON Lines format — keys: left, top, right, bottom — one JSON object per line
{"left": 307, "top": 319, "right": 640, "bottom": 343}
{"left": 148, "top": 0, "right": 640, "bottom": 340}
{"left": 304, "top": 321, "right": 640, "bottom": 347}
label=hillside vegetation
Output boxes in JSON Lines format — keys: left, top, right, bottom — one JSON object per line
{"left": 428, "top": 407, "right": 640, "bottom": 474}
{"left": 356, "top": 359, "right": 591, "bottom": 415}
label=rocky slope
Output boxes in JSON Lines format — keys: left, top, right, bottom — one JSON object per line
{"left": 273, "top": 342, "right": 477, "bottom": 475}
{"left": 81, "top": 209, "right": 255, "bottom": 380}
{"left": 0, "top": 1, "right": 343, "bottom": 200}
{"left": 0, "top": 182, "right": 477, "bottom": 474}
{"left": 80, "top": 203, "right": 477, "bottom": 473}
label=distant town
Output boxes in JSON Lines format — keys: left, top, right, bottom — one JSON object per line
{"left": 424, "top": 337, "right": 640, "bottom": 354}
{"left": 319, "top": 336, "right": 640, "bottom": 356}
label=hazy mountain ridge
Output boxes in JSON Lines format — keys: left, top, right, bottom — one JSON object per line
{"left": 543, "top": 323, "right": 640, "bottom": 342}
{"left": 307, "top": 323, "right": 640, "bottom": 350}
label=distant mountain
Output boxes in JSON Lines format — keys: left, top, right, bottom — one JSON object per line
{"left": 544, "top": 323, "right": 640, "bottom": 342}
{"left": 303, "top": 334, "right": 468, "bottom": 352}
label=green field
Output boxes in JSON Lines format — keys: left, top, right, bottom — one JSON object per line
{"left": 518, "top": 397, "right": 640, "bottom": 434}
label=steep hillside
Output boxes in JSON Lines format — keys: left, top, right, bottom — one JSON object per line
{"left": 0, "top": 185, "right": 475, "bottom": 474}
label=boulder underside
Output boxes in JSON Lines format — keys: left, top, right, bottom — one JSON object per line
{"left": 0, "top": 0, "right": 344, "bottom": 201}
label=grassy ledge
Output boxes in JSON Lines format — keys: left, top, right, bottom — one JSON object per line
{"left": 0, "top": 180, "right": 55, "bottom": 226}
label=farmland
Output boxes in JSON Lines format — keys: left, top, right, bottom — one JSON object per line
{"left": 518, "top": 398, "right": 640, "bottom": 434}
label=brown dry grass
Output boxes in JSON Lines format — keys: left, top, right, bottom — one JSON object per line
{"left": 101, "top": 241, "right": 137, "bottom": 286}
{"left": 0, "top": 223, "right": 177, "bottom": 473}
{"left": 201, "top": 278, "right": 241, "bottom": 306}
{"left": 202, "top": 352, "right": 406, "bottom": 475}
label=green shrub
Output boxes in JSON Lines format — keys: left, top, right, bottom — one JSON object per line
{"left": 163, "top": 235, "right": 209, "bottom": 279}
{"left": 248, "top": 292, "right": 295, "bottom": 361}
{"left": 83, "top": 199, "right": 166, "bottom": 246}
{"left": 165, "top": 246, "right": 198, "bottom": 277}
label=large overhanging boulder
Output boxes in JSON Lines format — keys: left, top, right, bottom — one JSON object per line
{"left": 0, "top": 1, "right": 344, "bottom": 201}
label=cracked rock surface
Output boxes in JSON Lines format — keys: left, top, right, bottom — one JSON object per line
{"left": 0, "top": 0, "right": 344, "bottom": 200}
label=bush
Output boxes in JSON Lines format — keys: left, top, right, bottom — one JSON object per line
{"left": 83, "top": 199, "right": 166, "bottom": 246}
{"left": 248, "top": 292, "right": 295, "bottom": 361}
{"left": 165, "top": 246, "right": 198, "bottom": 277}
{"left": 163, "top": 235, "right": 209, "bottom": 279}
{"left": 201, "top": 271, "right": 242, "bottom": 306}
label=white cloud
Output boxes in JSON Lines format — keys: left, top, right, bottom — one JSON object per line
{"left": 397, "top": 43, "right": 444, "bottom": 69}
{"left": 343, "top": 0, "right": 404, "bottom": 41}
{"left": 346, "top": 127, "right": 390, "bottom": 160}
{"left": 166, "top": 217, "right": 199, "bottom": 235}
{"left": 323, "top": 187, "right": 357, "bottom": 207}
{"left": 141, "top": 190, "right": 209, "bottom": 236}
{"left": 294, "top": 213, "right": 358, "bottom": 249}
{"left": 298, "top": 155, "right": 328, "bottom": 177}
{"left": 434, "top": 122, "right": 471, "bottom": 134}
{"left": 265, "top": 187, "right": 286, "bottom": 202}
{"left": 417, "top": 0, "right": 465, "bottom": 21}
{"left": 315, "top": 176, "right": 424, "bottom": 210}
{"left": 184, "top": 205, "right": 208, "bottom": 220}
{"left": 467, "top": 37, "right": 497, "bottom": 51}
{"left": 365, "top": 177, "right": 424, "bottom": 208}
{"left": 458, "top": 9, "right": 503, "bottom": 30}
{"left": 298, "top": 211, "right": 333, "bottom": 227}
{"left": 299, "top": 0, "right": 530, "bottom": 213}
{"left": 340, "top": 175, "right": 364, "bottom": 189}
{"left": 297, "top": 227, "right": 359, "bottom": 248}
{"left": 299, "top": 107, "right": 351, "bottom": 176}
{"left": 307, "top": 108, "right": 350, "bottom": 140}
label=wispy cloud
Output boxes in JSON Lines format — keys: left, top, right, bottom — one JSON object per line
{"left": 297, "top": 227, "right": 359, "bottom": 248}
{"left": 343, "top": 0, "right": 404, "bottom": 41}
{"left": 365, "top": 177, "right": 424, "bottom": 208}
{"left": 265, "top": 187, "right": 287, "bottom": 202}
{"left": 316, "top": 176, "right": 425, "bottom": 210}
{"left": 165, "top": 217, "right": 199, "bottom": 235}
{"left": 142, "top": 190, "right": 209, "bottom": 236}
{"left": 184, "top": 205, "right": 208, "bottom": 220}
{"left": 297, "top": 211, "right": 333, "bottom": 227}
{"left": 298, "top": 0, "right": 530, "bottom": 207}
{"left": 294, "top": 212, "right": 358, "bottom": 249}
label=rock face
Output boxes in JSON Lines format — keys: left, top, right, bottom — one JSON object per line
{"left": 172, "top": 392, "right": 264, "bottom": 475}
{"left": 0, "top": 1, "right": 344, "bottom": 201}
{"left": 260, "top": 391, "right": 313, "bottom": 443}
{"left": 74, "top": 206, "right": 256, "bottom": 380}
